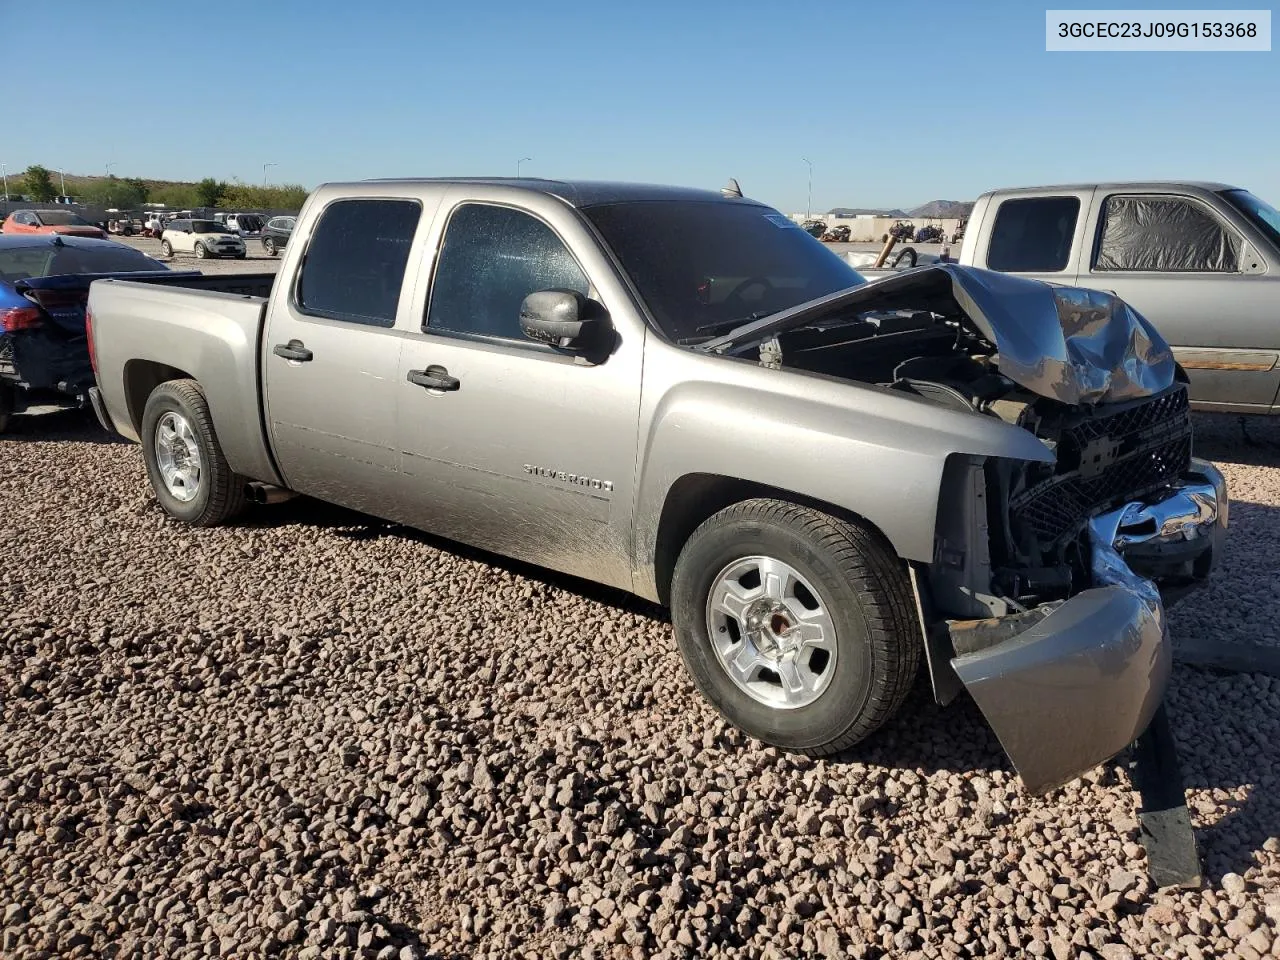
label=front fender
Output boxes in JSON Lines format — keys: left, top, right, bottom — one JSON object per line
{"left": 632, "top": 366, "right": 1053, "bottom": 599}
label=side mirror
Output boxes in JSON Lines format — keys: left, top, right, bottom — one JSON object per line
{"left": 519, "top": 289, "right": 611, "bottom": 352}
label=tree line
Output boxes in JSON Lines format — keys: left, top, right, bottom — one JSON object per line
{"left": 8, "top": 165, "right": 308, "bottom": 211}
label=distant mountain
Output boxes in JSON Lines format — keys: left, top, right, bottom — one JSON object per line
{"left": 824, "top": 200, "right": 973, "bottom": 219}
{"left": 907, "top": 200, "right": 974, "bottom": 218}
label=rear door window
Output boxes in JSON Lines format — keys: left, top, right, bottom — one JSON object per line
{"left": 987, "top": 196, "right": 1080, "bottom": 273}
{"left": 296, "top": 198, "right": 421, "bottom": 327}
{"left": 425, "top": 203, "right": 587, "bottom": 341}
{"left": 1094, "top": 195, "right": 1240, "bottom": 272}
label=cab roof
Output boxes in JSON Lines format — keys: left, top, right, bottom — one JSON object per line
{"left": 353, "top": 178, "right": 765, "bottom": 208}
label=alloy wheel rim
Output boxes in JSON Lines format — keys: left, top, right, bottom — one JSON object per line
{"left": 154, "top": 411, "right": 203, "bottom": 502}
{"left": 705, "top": 555, "right": 838, "bottom": 709}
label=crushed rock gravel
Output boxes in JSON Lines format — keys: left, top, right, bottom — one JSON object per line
{"left": 1, "top": 410, "right": 1278, "bottom": 960}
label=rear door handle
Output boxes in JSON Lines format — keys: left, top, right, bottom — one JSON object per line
{"left": 273, "top": 340, "right": 313, "bottom": 362}
{"left": 407, "top": 365, "right": 460, "bottom": 392}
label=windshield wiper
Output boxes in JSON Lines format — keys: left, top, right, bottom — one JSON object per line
{"left": 675, "top": 311, "right": 773, "bottom": 345}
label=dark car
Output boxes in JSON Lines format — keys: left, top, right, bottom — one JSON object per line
{"left": 260, "top": 216, "right": 295, "bottom": 256}
{"left": 0, "top": 235, "right": 175, "bottom": 432}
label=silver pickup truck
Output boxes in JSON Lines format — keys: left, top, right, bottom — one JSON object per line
{"left": 957, "top": 182, "right": 1280, "bottom": 415}
{"left": 86, "top": 178, "right": 1228, "bottom": 793}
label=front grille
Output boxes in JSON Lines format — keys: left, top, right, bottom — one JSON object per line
{"left": 1011, "top": 385, "right": 1192, "bottom": 545}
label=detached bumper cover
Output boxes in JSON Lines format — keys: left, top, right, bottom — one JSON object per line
{"left": 950, "top": 461, "right": 1227, "bottom": 794}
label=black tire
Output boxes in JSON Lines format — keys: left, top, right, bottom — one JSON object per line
{"left": 194, "top": 242, "right": 208, "bottom": 260}
{"left": 160, "top": 239, "right": 173, "bottom": 257}
{"left": 262, "top": 238, "right": 276, "bottom": 256}
{"left": 235, "top": 253, "right": 247, "bottom": 260}
{"left": 893, "top": 246, "right": 918, "bottom": 268}
{"left": 671, "top": 498, "right": 919, "bottom": 755}
{"left": 140, "top": 379, "right": 246, "bottom": 526}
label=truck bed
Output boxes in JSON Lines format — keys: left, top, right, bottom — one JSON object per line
{"left": 88, "top": 274, "right": 282, "bottom": 486}
{"left": 113, "top": 271, "right": 277, "bottom": 300}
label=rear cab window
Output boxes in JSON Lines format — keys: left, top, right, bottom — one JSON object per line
{"left": 986, "top": 196, "right": 1080, "bottom": 273}
{"left": 296, "top": 198, "right": 421, "bottom": 327}
{"left": 1093, "top": 195, "right": 1241, "bottom": 272}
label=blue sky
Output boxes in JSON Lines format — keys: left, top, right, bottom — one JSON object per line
{"left": 7, "top": 0, "right": 1277, "bottom": 211}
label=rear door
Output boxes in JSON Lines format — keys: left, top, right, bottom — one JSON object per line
{"left": 262, "top": 194, "right": 434, "bottom": 514}
{"left": 976, "top": 190, "right": 1094, "bottom": 285}
{"left": 391, "top": 190, "right": 644, "bottom": 590}
{"left": 1077, "top": 191, "right": 1280, "bottom": 412}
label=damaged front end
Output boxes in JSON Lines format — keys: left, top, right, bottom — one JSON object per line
{"left": 941, "top": 456, "right": 1226, "bottom": 794}
{"left": 709, "top": 264, "right": 1230, "bottom": 793}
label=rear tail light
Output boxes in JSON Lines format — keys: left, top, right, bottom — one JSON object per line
{"left": 85, "top": 307, "right": 98, "bottom": 372}
{"left": 0, "top": 305, "right": 43, "bottom": 332}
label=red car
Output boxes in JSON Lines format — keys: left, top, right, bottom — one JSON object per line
{"left": 1, "top": 209, "right": 107, "bottom": 240}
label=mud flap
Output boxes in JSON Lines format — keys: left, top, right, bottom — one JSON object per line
{"left": 1129, "top": 703, "right": 1202, "bottom": 889}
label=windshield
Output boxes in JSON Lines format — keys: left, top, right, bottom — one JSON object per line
{"left": 36, "top": 211, "right": 92, "bottom": 226}
{"left": 582, "top": 201, "right": 865, "bottom": 342}
{"left": 193, "top": 220, "right": 231, "bottom": 234}
{"left": 1221, "top": 189, "right": 1280, "bottom": 250}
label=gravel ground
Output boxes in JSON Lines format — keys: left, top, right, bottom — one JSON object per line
{"left": 1, "top": 410, "right": 1279, "bottom": 960}
{"left": 116, "top": 235, "right": 283, "bottom": 276}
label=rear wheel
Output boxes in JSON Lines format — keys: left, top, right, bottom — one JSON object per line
{"left": 160, "top": 239, "right": 173, "bottom": 257}
{"left": 671, "top": 499, "right": 919, "bottom": 755}
{"left": 194, "top": 242, "right": 208, "bottom": 259}
{"left": 141, "top": 379, "right": 246, "bottom": 526}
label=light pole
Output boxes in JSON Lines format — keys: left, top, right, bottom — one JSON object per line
{"left": 105, "top": 161, "right": 115, "bottom": 177}
{"left": 1, "top": 163, "right": 8, "bottom": 201}
{"left": 801, "top": 157, "right": 813, "bottom": 221}
{"left": 104, "top": 162, "right": 116, "bottom": 205}
{"left": 59, "top": 169, "right": 66, "bottom": 197}
{"left": 517, "top": 157, "right": 532, "bottom": 177}
{"left": 263, "top": 162, "right": 277, "bottom": 186}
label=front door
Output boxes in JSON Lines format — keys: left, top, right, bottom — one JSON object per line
{"left": 392, "top": 196, "right": 643, "bottom": 590}
{"left": 262, "top": 196, "right": 425, "bottom": 514}
{"left": 1078, "top": 192, "right": 1280, "bottom": 412}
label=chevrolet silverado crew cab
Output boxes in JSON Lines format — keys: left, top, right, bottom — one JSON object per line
{"left": 86, "top": 179, "right": 1229, "bottom": 793}
{"left": 958, "top": 181, "right": 1280, "bottom": 415}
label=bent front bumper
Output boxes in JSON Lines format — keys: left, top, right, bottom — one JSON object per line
{"left": 949, "top": 460, "right": 1227, "bottom": 794}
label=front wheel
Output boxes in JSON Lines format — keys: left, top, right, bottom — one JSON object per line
{"left": 671, "top": 499, "right": 919, "bottom": 755}
{"left": 194, "top": 242, "right": 208, "bottom": 259}
{"left": 262, "top": 238, "right": 276, "bottom": 256}
{"left": 140, "top": 379, "right": 246, "bottom": 526}
{"left": 160, "top": 239, "right": 173, "bottom": 257}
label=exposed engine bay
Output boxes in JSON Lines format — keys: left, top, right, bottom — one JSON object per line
{"left": 714, "top": 265, "right": 1199, "bottom": 621}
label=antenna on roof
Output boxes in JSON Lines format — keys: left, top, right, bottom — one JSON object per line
{"left": 721, "top": 178, "right": 743, "bottom": 199}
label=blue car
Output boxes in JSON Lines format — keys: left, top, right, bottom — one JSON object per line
{"left": 0, "top": 234, "right": 174, "bottom": 433}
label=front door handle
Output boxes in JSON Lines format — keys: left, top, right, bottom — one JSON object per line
{"left": 407, "top": 365, "right": 460, "bottom": 392}
{"left": 273, "top": 340, "right": 313, "bottom": 362}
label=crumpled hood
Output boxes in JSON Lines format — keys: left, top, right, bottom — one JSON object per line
{"left": 707, "top": 263, "right": 1176, "bottom": 406}
{"left": 945, "top": 266, "right": 1176, "bottom": 405}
